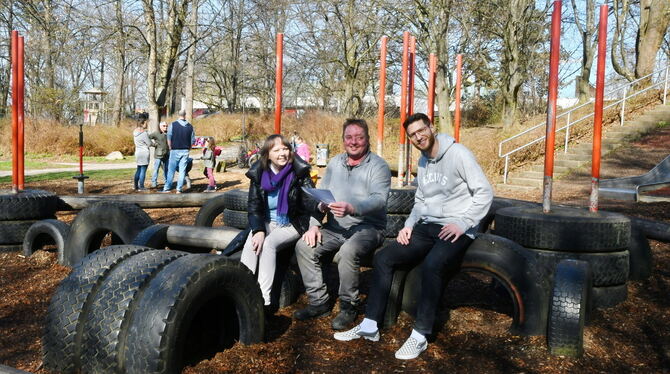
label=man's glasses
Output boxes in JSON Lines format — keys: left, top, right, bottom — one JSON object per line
{"left": 407, "top": 126, "right": 431, "bottom": 140}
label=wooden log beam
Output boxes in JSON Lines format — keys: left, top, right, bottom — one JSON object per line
{"left": 57, "top": 192, "right": 225, "bottom": 210}
{"left": 166, "top": 225, "right": 241, "bottom": 249}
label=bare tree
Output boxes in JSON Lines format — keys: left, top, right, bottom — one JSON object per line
{"left": 571, "top": 0, "right": 597, "bottom": 103}
{"left": 635, "top": 0, "right": 670, "bottom": 84}
{"left": 142, "top": 0, "right": 192, "bottom": 132}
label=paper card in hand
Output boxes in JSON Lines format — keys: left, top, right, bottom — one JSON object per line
{"left": 302, "top": 187, "right": 336, "bottom": 204}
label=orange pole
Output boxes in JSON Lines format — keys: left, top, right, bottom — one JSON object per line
{"left": 408, "top": 36, "right": 416, "bottom": 115}
{"left": 10, "top": 30, "right": 18, "bottom": 193}
{"left": 397, "top": 31, "right": 409, "bottom": 187}
{"left": 18, "top": 36, "right": 25, "bottom": 190}
{"left": 377, "top": 36, "right": 388, "bottom": 156}
{"left": 404, "top": 36, "right": 416, "bottom": 184}
{"left": 274, "top": 33, "right": 283, "bottom": 134}
{"left": 589, "top": 4, "right": 608, "bottom": 213}
{"left": 454, "top": 54, "right": 463, "bottom": 143}
{"left": 542, "top": 0, "right": 562, "bottom": 213}
{"left": 427, "top": 54, "right": 436, "bottom": 123}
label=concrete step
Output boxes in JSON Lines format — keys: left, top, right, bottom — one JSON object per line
{"left": 496, "top": 182, "right": 540, "bottom": 191}
{"left": 505, "top": 177, "right": 543, "bottom": 187}
{"left": 517, "top": 171, "right": 545, "bottom": 179}
{"left": 554, "top": 159, "right": 586, "bottom": 168}
{"left": 531, "top": 164, "right": 570, "bottom": 174}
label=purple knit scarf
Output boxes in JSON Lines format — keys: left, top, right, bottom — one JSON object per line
{"left": 260, "top": 163, "right": 294, "bottom": 225}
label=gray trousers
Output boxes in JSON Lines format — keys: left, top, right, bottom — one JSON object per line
{"left": 295, "top": 224, "right": 384, "bottom": 306}
{"left": 240, "top": 222, "right": 300, "bottom": 305}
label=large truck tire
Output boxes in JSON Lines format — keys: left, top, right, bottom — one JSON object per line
{"left": 547, "top": 259, "right": 591, "bottom": 358}
{"left": 80, "top": 250, "right": 189, "bottom": 374}
{"left": 494, "top": 206, "right": 630, "bottom": 252}
{"left": 63, "top": 201, "right": 154, "bottom": 266}
{"left": 386, "top": 188, "right": 415, "bottom": 214}
{"left": 22, "top": 219, "right": 70, "bottom": 264}
{"left": 401, "top": 234, "right": 550, "bottom": 336}
{"left": 222, "top": 209, "right": 249, "bottom": 230}
{"left": 42, "top": 245, "right": 153, "bottom": 373}
{"left": 194, "top": 194, "right": 228, "bottom": 227}
{"left": 0, "top": 219, "right": 40, "bottom": 244}
{"left": 123, "top": 255, "right": 264, "bottom": 374}
{"left": 0, "top": 189, "right": 58, "bottom": 220}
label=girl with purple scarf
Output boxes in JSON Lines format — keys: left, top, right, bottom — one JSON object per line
{"left": 240, "top": 134, "right": 316, "bottom": 312}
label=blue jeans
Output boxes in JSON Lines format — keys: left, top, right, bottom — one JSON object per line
{"left": 151, "top": 156, "right": 168, "bottom": 186}
{"left": 164, "top": 149, "right": 190, "bottom": 191}
{"left": 134, "top": 165, "right": 148, "bottom": 189}
{"left": 364, "top": 223, "right": 472, "bottom": 335}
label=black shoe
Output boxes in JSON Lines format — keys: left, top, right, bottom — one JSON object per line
{"left": 331, "top": 301, "right": 358, "bottom": 330}
{"left": 293, "top": 302, "right": 331, "bottom": 320}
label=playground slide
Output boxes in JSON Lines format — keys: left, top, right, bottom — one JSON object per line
{"left": 599, "top": 154, "right": 670, "bottom": 202}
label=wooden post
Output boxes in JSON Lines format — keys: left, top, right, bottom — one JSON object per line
{"left": 274, "top": 33, "right": 283, "bottom": 134}
{"left": 589, "top": 4, "right": 608, "bottom": 213}
{"left": 377, "top": 36, "right": 388, "bottom": 156}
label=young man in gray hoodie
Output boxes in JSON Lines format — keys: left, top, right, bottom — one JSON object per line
{"left": 294, "top": 118, "right": 391, "bottom": 330}
{"left": 333, "top": 113, "right": 493, "bottom": 360}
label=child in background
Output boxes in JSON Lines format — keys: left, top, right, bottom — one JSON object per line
{"left": 294, "top": 135, "right": 311, "bottom": 163}
{"left": 202, "top": 136, "right": 217, "bottom": 192}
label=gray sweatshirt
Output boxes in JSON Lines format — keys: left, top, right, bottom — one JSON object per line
{"left": 405, "top": 133, "right": 493, "bottom": 238}
{"left": 133, "top": 129, "right": 152, "bottom": 166}
{"left": 311, "top": 150, "right": 391, "bottom": 231}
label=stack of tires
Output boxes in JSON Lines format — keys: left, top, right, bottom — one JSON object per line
{"left": 43, "top": 245, "right": 264, "bottom": 374}
{"left": 494, "top": 205, "right": 632, "bottom": 357}
{"left": 0, "top": 189, "right": 58, "bottom": 252}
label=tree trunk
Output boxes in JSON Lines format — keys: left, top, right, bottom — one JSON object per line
{"left": 184, "top": 0, "right": 198, "bottom": 122}
{"left": 142, "top": 0, "right": 191, "bottom": 133}
{"left": 634, "top": 0, "right": 670, "bottom": 86}
{"left": 111, "top": 0, "right": 126, "bottom": 127}
{"left": 571, "top": 0, "right": 596, "bottom": 103}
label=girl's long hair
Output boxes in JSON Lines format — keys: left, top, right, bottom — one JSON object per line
{"left": 206, "top": 136, "right": 216, "bottom": 150}
{"left": 259, "top": 134, "right": 294, "bottom": 170}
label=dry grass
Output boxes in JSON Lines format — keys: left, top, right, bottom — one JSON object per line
{"left": 0, "top": 117, "right": 136, "bottom": 158}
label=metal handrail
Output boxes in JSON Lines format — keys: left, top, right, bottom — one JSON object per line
{"left": 499, "top": 63, "right": 670, "bottom": 183}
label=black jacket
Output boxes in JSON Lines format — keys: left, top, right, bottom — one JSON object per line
{"left": 245, "top": 155, "right": 316, "bottom": 235}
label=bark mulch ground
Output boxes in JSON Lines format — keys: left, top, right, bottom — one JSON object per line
{"left": 1, "top": 127, "right": 669, "bottom": 373}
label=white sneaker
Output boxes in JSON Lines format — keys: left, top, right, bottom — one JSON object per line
{"left": 333, "top": 325, "right": 380, "bottom": 342}
{"left": 185, "top": 177, "right": 192, "bottom": 190}
{"left": 394, "top": 337, "right": 427, "bottom": 360}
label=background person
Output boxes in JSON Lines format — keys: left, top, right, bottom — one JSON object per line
{"left": 201, "top": 136, "right": 218, "bottom": 192}
{"left": 133, "top": 120, "right": 152, "bottom": 191}
{"left": 162, "top": 109, "right": 195, "bottom": 193}
{"left": 149, "top": 121, "right": 169, "bottom": 188}
{"left": 240, "top": 134, "right": 315, "bottom": 312}
{"left": 293, "top": 119, "right": 391, "bottom": 331}
{"left": 294, "top": 135, "right": 311, "bottom": 163}
{"left": 333, "top": 113, "right": 493, "bottom": 360}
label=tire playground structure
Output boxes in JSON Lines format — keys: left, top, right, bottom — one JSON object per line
{"left": 0, "top": 186, "right": 663, "bottom": 370}
{"left": 43, "top": 245, "right": 264, "bottom": 374}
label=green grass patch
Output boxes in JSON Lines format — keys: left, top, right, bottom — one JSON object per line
{"left": 0, "top": 154, "right": 130, "bottom": 171}
{"left": 0, "top": 168, "right": 134, "bottom": 184}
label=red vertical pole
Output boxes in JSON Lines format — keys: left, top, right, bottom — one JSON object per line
{"left": 10, "top": 30, "right": 18, "bottom": 193}
{"left": 404, "top": 36, "right": 416, "bottom": 184}
{"left": 377, "top": 36, "right": 388, "bottom": 156}
{"left": 17, "top": 36, "right": 25, "bottom": 190}
{"left": 274, "top": 33, "right": 283, "bottom": 135}
{"left": 589, "top": 4, "right": 608, "bottom": 213}
{"left": 542, "top": 0, "right": 562, "bottom": 213}
{"left": 408, "top": 36, "right": 416, "bottom": 115}
{"left": 427, "top": 54, "right": 437, "bottom": 124}
{"left": 397, "top": 31, "right": 409, "bottom": 187}
{"left": 454, "top": 54, "right": 463, "bottom": 143}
